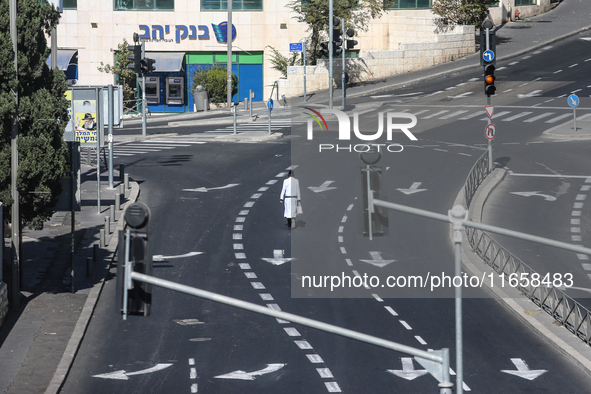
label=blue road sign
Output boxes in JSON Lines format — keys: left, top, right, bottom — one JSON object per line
{"left": 267, "top": 99, "right": 274, "bottom": 111}
{"left": 483, "top": 50, "right": 495, "bottom": 62}
{"left": 289, "top": 43, "right": 303, "bottom": 52}
{"left": 568, "top": 94, "right": 580, "bottom": 108}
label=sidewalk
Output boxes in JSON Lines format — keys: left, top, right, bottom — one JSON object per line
{"left": 1, "top": 1, "right": 590, "bottom": 393}
{"left": 0, "top": 165, "right": 140, "bottom": 394}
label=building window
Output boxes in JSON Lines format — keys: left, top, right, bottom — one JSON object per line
{"left": 62, "top": 0, "right": 77, "bottom": 9}
{"left": 114, "top": 0, "right": 174, "bottom": 11}
{"left": 515, "top": 0, "right": 536, "bottom": 5}
{"left": 201, "top": 0, "right": 263, "bottom": 11}
{"left": 388, "top": 0, "right": 431, "bottom": 9}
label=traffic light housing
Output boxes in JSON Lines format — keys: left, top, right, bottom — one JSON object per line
{"left": 127, "top": 45, "right": 141, "bottom": 74}
{"left": 346, "top": 27, "right": 357, "bottom": 50}
{"left": 320, "top": 41, "right": 330, "bottom": 58}
{"left": 117, "top": 202, "right": 153, "bottom": 317}
{"left": 332, "top": 17, "right": 343, "bottom": 57}
{"left": 484, "top": 64, "right": 496, "bottom": 96}
{"left": 146, "top": 58, "right": 156, "bottom": 73}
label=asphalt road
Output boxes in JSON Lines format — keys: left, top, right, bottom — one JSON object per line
{"left": 60, "top": 31, "right": 591, "bottom": 393}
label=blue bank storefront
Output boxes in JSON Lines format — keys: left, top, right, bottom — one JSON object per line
{"left": 142, "top": 51, "right": 264, "bottom": 113}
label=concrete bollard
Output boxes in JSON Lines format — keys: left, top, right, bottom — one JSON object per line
{"left": 93, "top": 244, "right": 99, "bottom": 262}
{"left": 124, "top": 173, "right": 129, "bottom": 191}
{"left": 110, "top": 205, "right": 115, "bottom": 222}
{"left": 99, "top": 229, "right": 105, "bottom": 248}
{"left": 244, "top": 98, "right": 248, "bottom": 110}
{"left": 115, "top": 193, "right": 121, "bottom": 212}
{"left": 119, "top": 164, "right": 125, "bottom": 181}
{"left": 119, "top": 183, "right": 125, "bottom": 199}
{"left": 204, "top": 98, "right": 208, "bottom": 112}
{"left": 87, "top": 257, "right": 93, "bottom": 277}
{"left": 104, "top": 216, "right": 110, "bottom": 236}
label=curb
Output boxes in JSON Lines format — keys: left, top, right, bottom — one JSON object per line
{"left": 44, "top": 179, "right": 141, "bottom": 394}
{"left": 450, "top": 169, "right": 591, "bottom": 379}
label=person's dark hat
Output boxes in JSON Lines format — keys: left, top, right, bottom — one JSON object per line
{"left": 84, "top": 113, "right": 94, "bottom": 120}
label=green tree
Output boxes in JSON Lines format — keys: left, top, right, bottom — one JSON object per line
{"left": 0, "top": 0, "right": 69, "bottom": 230}
{"left": 287, "top": 0, "right": 393, "bottom": 65}
{"left": 191, "top": 66, "right": 238, "bottom": 104}
{"left": 432, "top": 0, "right": 491, "bottom": 29}
{"left": 98, "top": 39, "right": 138, "bottom": 112}
{"left": 266, "top": 45, "right": 302, "bottom": 78}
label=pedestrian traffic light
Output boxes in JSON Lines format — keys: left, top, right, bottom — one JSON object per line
{"left": 346, "top": 27, "right": 357, "bottom": 50}
{"left": 127, "top": 45, "right": 141, "bottom": 74}
{"left": 117, "top": 202, "right": 153, "bottom": 317}
{"left": 484, "top": 64, "right": 496, "bottom": 96}
{"left": 320, "top": 41, "right": 330, "bottom": 58}
{"left": 332, "top": 17, "right": 343, "bottom": 57}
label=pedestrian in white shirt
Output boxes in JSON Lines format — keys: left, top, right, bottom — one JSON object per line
{"left": 279, "top": 171, "right": 301, "bottom": 228}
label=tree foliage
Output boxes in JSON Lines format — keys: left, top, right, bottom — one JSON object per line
{"left": 97, "top": 39, "right": 138, "bottom": 111}
{"left": 0, "top": 0, "right": 69, "bottom": 230}
{"left": 266, "top": 45, "right": 302, "bottom": 78}
{"left": 287, "top": 0, "right": 393, "bottom": 64}
{"left": 191, "top": 66, "right": 238, "bottom": 104}
{"left": 432, "top": 0, "right": 491, "bottom": 29}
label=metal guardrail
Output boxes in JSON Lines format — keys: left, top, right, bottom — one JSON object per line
{"left": 463, "top": 151, "right": 490, "bottom": 208}
{"left": 462, "top": 154, "right": 591, "bottom": 345}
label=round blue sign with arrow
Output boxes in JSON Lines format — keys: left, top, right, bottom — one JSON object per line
{"left": 267, "top": 99, "right": 274, "bottom": 112}
{"left": 568, "top": 94, "right": 580, "bottom": 108}
{"left": 483, "top": 50, "right": 495, "bottom": 63}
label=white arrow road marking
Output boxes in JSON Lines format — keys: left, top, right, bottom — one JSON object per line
{"left": 517, "top": 90, "right": 543, "bottom": 98}
{"left": 214, "top": 363, "right": 286, "bottom": 380}
{"left": 92, "top": 363, "right": 173, "bottom": 380}
{"left": 396, "top": 182, "right": 427, "bottom": 195}
{"left": 153, "top": 252, "right": 203, "bottom": 261}
{"left": 501, "top": 358, "right": 547, "bottom": 380}
{"left": 387, "top": 358, "right": 429, "bottom": 381}
{"left": 262, "top": 250, "right": 294, "bottom": 266}
{"left": 510, "top": 191, "right": 556, "bottom": 201}
{"left": 360, "top": 251, "right": 396, "bottom": 267}
{"left": 183, "top": 183, "right": 240, "bottom": 192}
{"left": 448, "top": 92, "right": 473, "bottom": 99}
{"left": 308, "top": 181, "right": 337, "bottom": 193}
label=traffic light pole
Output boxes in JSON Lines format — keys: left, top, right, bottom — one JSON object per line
{"left": 141, "top": 41, "right": 147, "bottom": 137}
{"left": 487, "top": 96, "right": 493, "bottom": 172}
{"left": 10, "top": 0, "right": 20, "bottom": 308}
{"left": 328, "top": 0, "right": 334, "bottom": 109}
{"left": 342, "top": 19, "right": 346, "bottom": 110}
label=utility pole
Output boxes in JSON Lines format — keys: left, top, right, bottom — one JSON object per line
{"left": 328, "top": 0, "right": 334, "bottom": 109}
{"left": 9, "top": 0, "right": 20, "bottom": 307}
{"left": 141, "top": 41, "right": 147, "bottom": 137}
{"left": 227, "top": 0, "right": 233, "bottom": 108}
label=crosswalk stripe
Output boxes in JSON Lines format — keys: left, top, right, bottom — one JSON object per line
{"left": 411, "top": 110, "right": 429, "bottom": 116}
{"left": 142, "top": 140, "right": 206, "bottom": 144}
{"left": 458, "top": 111, "right": 482, "bottom": 120}
{"left": 502, "top": 112, "right": 532, "bottom": 122}
{"left": 479, "top": 111, "right": 511, "bottom": 121}
{"left": 422, "top": 110, "right": 449, "bottom": 119}
{"left": 545, "top": 113, "right": 572, "bottom": 123}
{"left": 440, "top": 110, "right": 469, "bottom": 119}
{"left": 523, "top": 112, "right": 554, "bottom": 122}
{"left": 577, "top": 113, "right": 591, "bottom": 120}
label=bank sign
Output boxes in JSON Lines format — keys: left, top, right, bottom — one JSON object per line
{"left": 139, "top": 22, "right": 237, "bottom": 43}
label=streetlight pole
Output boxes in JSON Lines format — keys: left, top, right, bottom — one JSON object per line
{"left": 227, "top": 0, "right": 233, "bottom": 109}
{"left": 9, "top": 0, "right": 20, "bottom": 307}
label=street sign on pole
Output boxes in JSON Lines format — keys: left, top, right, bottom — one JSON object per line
{"left": 267, "top": 99, "right": 274, "bottom": 112}
{"left": 485, "top": 123, "right": 496, "bottom": 140}
{"left": 483, "top": 50, "right": 495, "bottom": 63}
{"left": 289, "top": 43, "right": 303, "bottom": 52}
{"left": 568, "top": 94, "right": 579, "bottom": 131}
{"left": 485, "top": 105, "right": 494, "bottom": 119}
